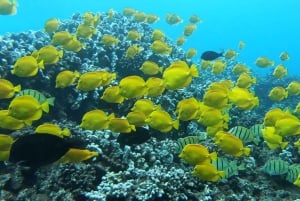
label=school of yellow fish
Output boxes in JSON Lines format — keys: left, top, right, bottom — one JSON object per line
{"left": 1, "top": 6, "right": 300, "bottom": 186}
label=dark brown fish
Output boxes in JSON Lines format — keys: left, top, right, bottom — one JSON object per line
{"left": 201, "top": 51, "right": 223, "bottom": 61}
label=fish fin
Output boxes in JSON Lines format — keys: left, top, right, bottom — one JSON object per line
{"left": 219, "top": 170, "right": 226, "bottom": 179}
{"left": 108, "top": 113, "right": 115, "bottom": 120}
{"left": 38, "top": 60, "right": 44, "bottom": 69}
{"left": 14, "top": 84, "right": 21, "bottom": 92}
{"left": 41, "top": 102, "right": 49, "bottom": 113}
{"left": 266, "top": 142, "right": 279, "bottom": 150}
{"left": 281, "top": 141, "right": 288, "bottom": 149}
{"left": 58, "top": 50, "right": 64, "bottom": 58}
{"left": 158, "top": 67, "right": 164, "bottom": 73}
{"left": 130, "top": 124, "right": 136, "bottom": 132}
{"left": 190, "top": 64, "right": 199, "bottom": 77}
{"left": 73, "top": 70, "right": 80, "bottom": 78}
{"left": 243, "top": 147, "right": 251, "bottom": 156}
{"left": 62, "top": 128, "right": 71, "bottom": 137}
{"left": 210, "top": 152, "right": 217, "bottom": 161}
{"left": 24, "top": 120, "right": 32, "bottom": 126}
{"left": 173, "top": 119, "right": 179, "bottom": 130}
{"left": 46, "top": 97, "right": 55, "bottom": 106}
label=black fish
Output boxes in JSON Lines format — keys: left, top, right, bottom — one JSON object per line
{"left": 117, "top": 127, "right": 151, "bottom": 147}
{"left": 201, "top": 50, "right": 223, "bottom": 61}
{"left": 9, "top": 134, "right": 71, "bottom": 168}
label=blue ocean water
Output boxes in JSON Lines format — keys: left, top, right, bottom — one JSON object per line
{"left": 0, "top": 0, "right": 299, "bottom": 75}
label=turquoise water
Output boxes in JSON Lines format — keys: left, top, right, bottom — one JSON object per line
{"left": 1, "top": 0, "right": 299, "bottom": 75}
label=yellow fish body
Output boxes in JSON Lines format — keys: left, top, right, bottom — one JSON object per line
{"left": 83, "top": 12, "right": 100, "bottom": 27}
{"left": 131, "top": 99, "right": 157, "bottom": 117}
{"left": 63, "top": 36, "right": 85, "bottom": 52}
{"left": 0, "top": 110, "right": 26, "bottom": 130}
{"left": 229, "top": 87, "right": 259, "bottom": 110}
{"left": 189, "top": 14, "right": 202, "bottom": 24}
{"left": 123, "top": 8, "right": 136, "bottom": 16}
{"left": 146, "top": 14, "right": 160, "bottom": 24}
{"left": 262, "top": 126, "right": 288, "bottom": 150}
{"left": 255, "top": 57, "right": 275, "bottom": 68}
{"left": 126, "top": 111, "right": 146, "bottom": 127}
{"left": 80, "top": 109, "right": 114, "bottom": 130}
{"left": 236, "top": 73, "right": 256, "bottom": 88}
{"left": 56, "top": 148, "right": 98, "bottom": 163}
{"left": 176, "top": 36, "right": 186, "bottom": 46}
{"left": 35, "top": 123, "right": 70, "bottom": 138}
{"left": 176, "top": 97, "right": 200, "bottom": 121}
{"left": 150, "top": 40, "right": 172, "bottom": 55}
{"left": 55, "top": 70, "right": 80, "bottom": 88}
{"left": 232, "top": 63, "right": 250, "bottom": 75}
{"left": 263, "top": 108, "right": 293, "bottom": 127}
{"left": 139, "top": 61, "right": 163, "bottom": 75}
{"left": 268, "top": 86, "right": 288, "bottom": 102}
{"left": 192, "top": 162, "right": 225, "bottom": 182}
{"left": 0, "top": 134, "right": 14, "bottom": 161}
{"left": 294, "top": 102, "right": 300, "bottom": 115}
{"left": 145, "top": 110, "right": 179, "bottom": 132}
{"left": 183, "top": 24, "right": 197, "bottom": 36}
{"left": 12, "top": 56, "right": 44, "bottom": 77}
{"left": 179, "top": 144, "right": 217, "bottom": 165}
{"left": 186, "top": 48, "right": 197, "bottom": 59}
{"left": 100, "top": 34, "right": 119, "bottom": 46}
{"left": 203, "top": 89, "right": 229, "bottom": 109}
{"left": 224, "top": 49, "right": 238, "bottom": 60}
{"left": 76, "top": 71, "right": 104, "bottom": 91}
{"left": 125, "top": 45, "right": 143, "bottom": 59}
{"left": 44, "top": 18, "right": 60, "bottom": 34}
{"left": 163, "top": 61, "right": 198, "bottom": 90}
{"left": 108, "top": 118, "right": 136, "bottom": 133}
{"left": 127, "top": 30, "right": 142, "bottom": 41}
{"left": 51, "top": 31, "right": 73, "bottom": 46}
{"left": 286, "top": 81, "right": 300, "bottom": 96}
{"left": 274, "top": 117, "right": 300, "bottom": 137}
{"left": 198, "top": 107, "right": 229, "bottom": 128}
{"left": 212, "top": 60, "right": 227, "bottom": 75}
{"left": 279, "top": 51, "right": 290, "bottom": 61}
{"left": 145, "top": 77, "right": 165, "bottom": 97}
{"left": 0, "top": 79, "right": 21, "bottom": 99}
{"left": 8, "top": 95, "right": 49, "bottom": 121}
{"left": 165, "top": 13, "right": 183, "bottom": 25}
{"left": 119, "top": 76, "right": 147, "bottom": 99}
{"left": 101, "top": 86, "right": 124, "bottom": 103}
{"left": 272, "top": 64, "right": 288, "bottom": 79}
{"left": 0, "top": 0, "right": 17, "bottom": 15}
{"left": 214, "top": 131, "right": 251, "bottom": 157}
{"left": 133, "top": 11, "right": 147, "bottom": 22}
{"left": 76, "top": 24, "right": 97, "bottom": 39}
{"left": 37, "top": 45, "right": 63, "bottom": 65}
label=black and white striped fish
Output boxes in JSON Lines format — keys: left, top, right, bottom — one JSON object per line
{"left": 176, "top": 135, "right": 206, "bottom": 153}
{"left": 229, "top": 126, "right": 258, "bottom": 144}
{"left": 17, "top": 89, "right": 55, "bottom": 106}
{"left": 263, "top": 159, "right": 290, "bottom": 176}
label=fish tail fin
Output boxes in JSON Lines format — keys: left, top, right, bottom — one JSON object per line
{"left": 24, "top": 120, "right": 32, "bottom": 126}
{"left": 281, "top": 141, "right": 289, "bottom": 149}
{"left": 62, "top": 128, "right": 71, "bottom": 137}
{"left": 218, "top": 170, "right": 226, "bottom": 179}
{"left": 253, "top": 78, "right": 257, "bottom": 84}
{"left": 111, "top": 73, "right": 117, "bottom": 80}
{"left": 58, "top": 50, "right": 64, "bottom": 58}
{"left": 243, "top": 147, "right": 251, "bottom": 156}
{"left": 173, "top": 119, "right": 179, "bottom": 130}
{"left": 108, "top": 113, "right": 115, "bottom": 120}
{"left": 74, "top": 70, "right": 80, "bottom": 78}
{"left": 266, "top": 142, "right": 279, "bottom": 150}
{"left": 190, "top": 64, "right": 199, "bottom": 77}
{"left": 38, "top": 60, "right": 44, "bottom": 69}
{"left": 47, "top": 97, "right": 55, "bottom": 106}
{"left": 14, "top": 84, "right": 21, "bottom": 92}
{"left": 210, "top": 152, "right": 217, "bottom": 161}
{"left": 158, "top": 66, "right": 164, "bottom": 73}
{"left": 130, "top": 124, "right": 136, "bottom": 132}
{"left": 41, "top": 102, "right": 49, "bottom": 113}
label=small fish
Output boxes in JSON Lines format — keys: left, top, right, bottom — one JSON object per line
{"left": 286, "top": 164, "right": 300, "bottom": 183}
{"left": 249, "top": 124, "right": 264, "bottom": 140}
{"left": 263, "top": 159, "right": 289, "bottom": 176}
{"left": 201, "top": 51, "right": 223, "bottom": 61}
{"left": 211, "top": 157, "right": 245, "bottom": 179}
{"left": 176, "top": 135, "right": 206, "bottom": 153}
{"left": 229, "top": 126, "right": 258, "bottom": 144}
{"left": 17, "top": 89, "right": 55, "bottom": 106}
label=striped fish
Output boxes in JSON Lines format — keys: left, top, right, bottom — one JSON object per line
{"left": 17, "top": 89, "right": 55, "bottom": 106}
{"left": 176, "top": 135, "right": 206, "bottom": 153}
{"left": 286, "top": 164, "right": 300, "bottom": 183}
{"left": 263, "top": 159, "right": 290, "bottom": 176}
{"left": 212, "top": 157, "right": 245, "bottom": 179}
{"left": 250, "top": 124, "right": 264, "bottom": 139}
{"left": 229, "top": 126, "right": 255, "bottom": 144}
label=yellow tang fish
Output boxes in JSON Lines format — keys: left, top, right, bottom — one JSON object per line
{"left": 229, "top": 87, "right": 259, "bottom": 110}
{"left": 286, "top": 81, "right": 300, "bottom": 96}
{"left": 163, "top": 60, "right": 198, "bottom": 90}
{"left": 236, "top": 73, "right": 256, "bottom": 88}
{"left": 176, "top": 36, "right": 186, "bottom": 46}
{"left": 176, "top": 97, "right": 200, "bottom": 121}
{"left": 55, "top": 70, "right": 80, "bottom": 88}
{"left": 126, "top": 111, "right": 146, "bottom": 127}
{"left": 0, "top": 110, "right": 26, "bottom": 130}
{"left": 274, "top": 117, "right": 300, "bottom": 137}
{"left": 123, "top": 8, "right": 136, "bottom": 16}
{"left": 165, "top": 13, "right": 183, "bottom": 25}
{"left": 133, "top": 11, "right": 147, "bottom": 22}
{"left": 212, "top": 60, "right": 227, "bottom": 75}
{"left": 146, "top": 14, "right": 159, "bottom": 24}
{"left": 150, "top": 40, "right": 172, "bottom": 55}
{"left": 127, "top": 30, "right": 142, "bottom": 41}
{"left": 100, "top": 34, "right": 119, "bottom": 46}
{"left": 0, "top": 134, "right": 14, "bottom": 161}
{"left": 80, "top": 109, "right": 114, "bottom": 130}
{"left": 51, "top": 31, "right": 73, "bottom": 46}
{"left": 145, "top": 109, "right": 179, "bottom": 133}
{"left": 0, "top": 0, "right": 17, "bottom": 15}
{"left": 37, "top": 45, "right": 63, "bottom": 65}
{"left": 56, "top": 148, "right": 98, "bottom": 163}
{"left": 272, "top": 64, "right": 287, "bottom": 79}
{"left": 8, "top": 95, "right": 49, "bottom": 121}
{"left": 125, "top": 45, "right": 143, "bottom": 59}
{"left": 224, "top": 49, "right": 238, "bottom": 60}
{"left": 262, "top": 126, "right": 288, "bottom": 150}
{"left": 44, "top": 18, "right": 60, "bottom": 34}
{"left": 82, "top": 12, "right": 100, "bottom": 27}
{"left": 279, "top": 51, "right": 290, "bottom": 61}
{"left": 263, "top": 108, "right": 290, "bottom": 127}
{"left": 198, "top": 107, "right": 229, "bottom": 128}
{"left": 131, "top": 99, "right": 157, "bottom": 117}
{"left": 214, "top": 131, "right": 251, "bottom": 157}
{"left": 119, "top": 76, "right": 148, "bottom": 99}
{"left": 76, "top": 24, "right": 97, "bottom": 39}
{"left": 35, "top": 123, "right": 70, "bottom": 138}
{"left": 139, "top": 61, "right": 163, "bottom": 75}
{"left": 192, "top": 163, "right": 225, "bottom": 182}
{"left": 203, "top": 89, "right": 229, "bottom": 109}
{"left": 232, "top": 63, "right": 250, "bottom": 75}
{"left": 108, "top": 118, "right": 136, "bottom": 133}
{"left": 189, "top": 14, "right": 202, "bottom": 24}
{"left": 268, "top": 86, "right": 288, "bottom": 102}
{"left": 294, "top": 102, "right": 300, "bottom": 115}
{"left": 63, "top": 36, "right": 85, "bottom": 52}
{"left": 145, "top": 77, "right": 165, "bottom": 97}
{"left": 179, "top": 144, "right": 217, "bottom": 165}
{"left": 100, "top": 86, "right": 124, "bottom": 104}
{"left": 186, "top": 48, "right": 197, "bottom": 59}
{"left": 184, "top": 24, "right": 197, "bottom": 36}
{"left": 0, "top": 79, "right": 21, "bottom": 99}
{"left": 255, "top": 57, "right": 275, "bottom": 68}
{"left": 76, "top": 71, "right": 103, "bottom": 92}
{"left": 12, "top": 56, "right": 44, "bottom": 77}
